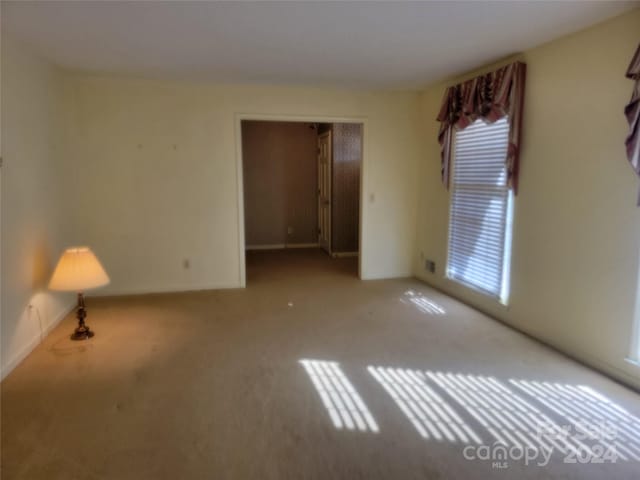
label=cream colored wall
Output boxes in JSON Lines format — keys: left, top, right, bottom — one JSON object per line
{"left": 1, "top": 37, "right": 74, "bottom": 378}
{"left": 62, "top": 76, "right": 421, "bottom": 294}
{"left": 415, "top": 9, "right": 640, "bottom": 388}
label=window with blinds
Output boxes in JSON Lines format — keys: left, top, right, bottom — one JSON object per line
{"left": 446, "top": 117, "right": 514, "bottom": 304}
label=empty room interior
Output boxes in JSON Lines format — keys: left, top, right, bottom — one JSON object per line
{"left": 2, "top": 1, "right": 640, "bottom": 479}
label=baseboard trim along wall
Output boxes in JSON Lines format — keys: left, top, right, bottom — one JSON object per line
{"left": 2, "top": 282, "right": 245, "bottom": 379}
{"left": 332, "top": 251, "right": 359, "bottom": 258}
{"left": 1, "top": 300, "right": 76, "bottom": 381}
{"left": 246, "top": 243, "right": 320, "bottom": 251}
{"left": 416, "top": 274, "right": 640, "bottom": 393}
{"left": 91, "top": 282, "right": 243, "bottom": 298}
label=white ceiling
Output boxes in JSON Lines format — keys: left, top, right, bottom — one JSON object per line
{"left": 2, "top": 1, "right": 638, "bottom": 90}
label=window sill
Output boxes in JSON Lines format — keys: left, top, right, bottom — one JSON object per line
{"left": 624, "top": 357, "right": 640, "bottom": 369}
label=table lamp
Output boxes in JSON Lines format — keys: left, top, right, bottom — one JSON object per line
{"left": 49, "top": 247, "right": 110, "bottom": 340}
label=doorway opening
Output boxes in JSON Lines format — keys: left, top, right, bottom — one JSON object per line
{"left": 239, "top": 119, "right": 363, "bottom": 283}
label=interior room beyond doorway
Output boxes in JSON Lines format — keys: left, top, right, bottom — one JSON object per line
{"left": 241, "top": 120, "right": 363, "bottom": 281}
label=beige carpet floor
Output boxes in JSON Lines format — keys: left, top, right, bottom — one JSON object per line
{"left": 2, "top": 248, "right": 640, "bottom": 479}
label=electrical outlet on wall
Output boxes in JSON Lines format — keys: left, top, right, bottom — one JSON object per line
{"left": 425, "top": 260, "right": 436, "bottom": 273}
{"left": 287, "top": 226, "right": 293, "bottom": 235}
{"left": 183, "top": 258, "right": 190, "bottom": 270}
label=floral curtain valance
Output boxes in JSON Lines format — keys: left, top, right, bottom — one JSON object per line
{"left": 436, "top": 61, "right": 527, "bottom": 193}
{"left": 625, "top": 43, "right": 640, "bottom": 189}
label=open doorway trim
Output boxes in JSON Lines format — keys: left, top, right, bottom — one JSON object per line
{"left": 234, "top": 113, "right": 367, "bottom": 287}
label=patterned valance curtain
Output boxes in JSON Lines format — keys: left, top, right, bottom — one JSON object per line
{"left": 625, "top": 43, "right": 640, "bottom": 190}
{"left": 436, "top": 61, "right": 526, "bottom": 193}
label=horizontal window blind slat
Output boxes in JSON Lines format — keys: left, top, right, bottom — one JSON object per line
{"left": 448, "top": 249, "right": 504, "bottom": 268}
{"left": 450, "top": 197, "right": 507, "bottom": 209}
{"left": 447, "top": 117, "right": 511, "bottom": 299}
{"left": 451, "top": 206, "right": 508, "bottom": 219}
{"left": 448, "top": 268, "right": 500, "bottom": 287}
{"left": 448, "top": 243, "right": 504, "bottom": 258}
{"left": 447, "top": 273, "right": 500, "bottom": 298}
{"left": 449, "top": 222, "right": 506, "bottom": 239}
{"left": 455, "top": 148, "right": 509, "bottom": 156}
{"left": 452, "top": 186, "right": 508, "bottom": 195}
{"left": 448, "top": 271, "right": 501, "bottom": 289}
{"left": 448, "top": 239, "right": 505, "bottom": 256}
{"left": 451, "top": 215, "right": 506, "bottom": 227}
{"left": 448, "top": 260, "right": 502, "bottom": 275}
{"left": 449, "top": 250, "right": 503, "bottom": 269}
{"left": 452, "top": 208, "right": 506, "bottom": 218}
{"left": 449, "top": 222, "right": 506, "bottom": 240}
{"left": 456, "top": 137, "right": 510, "bottom": 148}
{"left": 454, "top": 179, "right": 507, "bottom": 187}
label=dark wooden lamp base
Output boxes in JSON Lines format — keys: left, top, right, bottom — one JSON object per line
{"left": 71, "top": 292, "right": 94, "bottom": 341}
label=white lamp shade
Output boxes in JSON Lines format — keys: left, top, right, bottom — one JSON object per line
{"left": 49, "top": 247, "right": 110, "bottom": 292}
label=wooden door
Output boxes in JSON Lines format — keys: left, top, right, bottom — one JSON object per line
{"left": 317, "top": 131, "right": 332, "bottom": 254}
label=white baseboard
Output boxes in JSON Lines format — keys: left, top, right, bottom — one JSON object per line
{"left": 361, "top": 271, "right": 413, "bottom": 280}
{"left": 246, "top": 243, "right": 320, "bottom": 251}
{"left": 246, "top": 244, "right": 286, "bottom": 250}
{"left": 1, "top": 300, "right": 75, "bottom": 382}
{"left": 332, "top": 251, "right": 359, "bottom": 258}
{"left": 1, "top": 281, "right": 241, "bottom": 380}
{"left": 415, "top": 273, "right": 640, "bottom": 392}
{"left": 90, "top": 281, "right": 243, "bottom": 297}
{"left": 540, "top": 337, "right": 640, "bottom": 392}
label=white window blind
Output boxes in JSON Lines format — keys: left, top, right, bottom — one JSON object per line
{"left": 446, "top": 117, "right": 513, "bottom": 303}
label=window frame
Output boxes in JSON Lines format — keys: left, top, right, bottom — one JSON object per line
{"left": 445, "top": 119, "right": 515, "bottom": 305}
